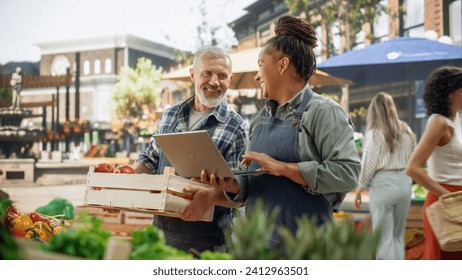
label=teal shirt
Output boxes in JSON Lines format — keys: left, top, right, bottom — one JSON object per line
{"left": 236, "top": 88, "right": 361, "bottom": 209}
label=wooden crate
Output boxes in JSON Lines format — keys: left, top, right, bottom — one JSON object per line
{"left": 101, "top": 223, "right": 149, "bottom": 237}
{"left": 75, "top": 205, "right": 124, "bottom": 224}
{"left": 84, "top": 167, "right": 214, "bottom": 222}
{"left": 124, "top": 211, "right": 154, "bottom": 225}
{"left": 406, "top": 204, "right": 424, "bottom": 229}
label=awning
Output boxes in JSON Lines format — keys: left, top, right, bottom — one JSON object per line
{"left": 163, "top": 47, "right": 352, "bottom": 89}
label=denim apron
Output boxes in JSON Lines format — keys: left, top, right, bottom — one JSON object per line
{"left": 247, "top": 89, "right": 332, "bottom": 242}
{"left": 154, "top": 118, "right": 230, "bottom": 252}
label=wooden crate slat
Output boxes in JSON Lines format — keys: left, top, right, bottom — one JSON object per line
{"left": 166, "top": 176, "right": 208, "bottom": 192}
{"left": 124, "top": 212, "right": 154, "bottom": 225}
{"left": 84, "top": 170, "right": 215, "bottom": 222}
{"left": 87, "top": 172, "right": 168, "bottom": 191}
{"left": 84, "top": 188, "right": 167, "bottom": 210}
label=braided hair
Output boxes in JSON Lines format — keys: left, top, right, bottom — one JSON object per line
{"left": 265, "top": 15, "right": 318, "bottom": 80}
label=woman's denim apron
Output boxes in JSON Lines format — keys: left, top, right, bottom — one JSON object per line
{"left": 154, "top": 122, "right": 230, "bottom": 253}
{"left": 247, "top": 90, "right": 332, "bottom": 243}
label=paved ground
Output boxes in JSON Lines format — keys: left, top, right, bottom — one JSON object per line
{"left": 1, "top": 183, "right": 87, "bottom": 212}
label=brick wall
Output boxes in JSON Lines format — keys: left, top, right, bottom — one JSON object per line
{"left": 425, "top": 0, "right": 444, "bottom": 36}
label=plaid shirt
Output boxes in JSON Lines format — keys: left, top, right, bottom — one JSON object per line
{"left": 137, "top": 95, "right": 248, "bottom": 174}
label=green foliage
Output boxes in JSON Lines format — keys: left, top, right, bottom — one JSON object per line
{"left": 225, "top": 200, "right": 281, "bottom": 260}
{"left": 129, "top": 225, "right": 193, "bottom": 260}
{"left": 227, "top": 199, "right": 380, "bottom": 260}
{"left": 173, "top": 49, "right": 193, "bottom": 65}
{"left": 277, "top": 216, "right": 326, "bottom": 259}
{"left": 112, "top": 57, "right": 163, "bottom": 120}
{"left": 0, "top": 191, "right": 20, "bottom": 260}
{"left": 44, "top": 212, "right": 111, "bottom": 260}
{"left": 281, "top": 0, "right": 386, "bottom": 56}
{"left": 130, "top": 224, "right": 164, "bottom": 248}
{"left": 200, "top": 250, "right": 231, "bottom": 260}
{"left": 0, "top": 87, "right": 12, "bottom": 102}
{"left": 35, "top": 197, "right": 75, "bottom": 219}
{"left": 412, "top": 184, "right": 428, "bottom": 199}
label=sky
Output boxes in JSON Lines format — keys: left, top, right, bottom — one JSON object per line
{"left": 0, "top": 0, "right": 257, "bottom": 64}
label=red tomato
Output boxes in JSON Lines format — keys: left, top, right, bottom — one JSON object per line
{"left": 94, "top": 163, "right": 114, "bottom": 173}
{"left": 29, "top": 212, "right": 51, "bottom": 226}
{"left": 114, "top": 165, "right": 135, "bottom": 174}
{"left": 28, "top": 211, "right": 42, "bottom": 223}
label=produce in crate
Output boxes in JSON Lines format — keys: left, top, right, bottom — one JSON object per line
{"left": 114, "top": 164, "right": 135, "bottom": 174}
{"left": 84, "top": 166, "right": 214, "bottom": 221}
{"left": 94, "top": 162, "right": 114, "bottom": 173}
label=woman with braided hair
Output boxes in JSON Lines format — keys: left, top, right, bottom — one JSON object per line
{"left": 195, "top": 15, "right": 360, "bottom": 244}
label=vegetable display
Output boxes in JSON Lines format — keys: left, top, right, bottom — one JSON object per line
{"left": 0, "top": 190, "right": 20, "bottom": 260}
{"left": 36, "top": 198, "right": 75, "bottom": 219}
{"left": 5, "top": 205, "right": 71, "bottom": 243}
{"left": 129, "top": 225, "right": 193, "bottom": 260}
{"left": 44, "top": 212, "right": 111, "bottom": 260}
{"left": 226, "top": 199, "right": 380, "bottom": 260}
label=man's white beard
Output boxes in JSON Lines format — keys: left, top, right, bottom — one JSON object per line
{"left": 196, "top": 87, "right": 225, "bottom": 108}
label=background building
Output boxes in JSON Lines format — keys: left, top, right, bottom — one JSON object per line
{"left": 0, "top": 34, "right": 180, "bottom": 159}
{"left": 230, "top": 0, "right": 462, "bottom": 136}
{"left": 29, "top": 34, "right": 178, "bottom": 125}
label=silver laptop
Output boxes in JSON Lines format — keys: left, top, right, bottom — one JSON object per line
{"left": 153, "top": 130, "right": 266, "bottom": 178}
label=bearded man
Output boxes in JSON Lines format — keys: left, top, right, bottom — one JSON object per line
{"left": 133, "top": 46, "right": 248, "bottom": 253}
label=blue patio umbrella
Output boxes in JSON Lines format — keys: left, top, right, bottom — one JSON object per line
{"left": 317, "top": 37, "right": 462, "bottom": 85}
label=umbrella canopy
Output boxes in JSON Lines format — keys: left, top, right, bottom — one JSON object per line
{"left": 317, "top": 37, "right": 462, "bottom": 85}
{"left": 163, "top": 47, "right": 352, "bottom": 89}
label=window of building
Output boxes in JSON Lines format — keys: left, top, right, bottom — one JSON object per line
{"left": 403, "top": 0, "right": 424, "bottom": 37}
{"left": 83, "top": 60, "right": 90, "bottom": 75}
{"left": 105, "top": 58, "right": 112, "bottom": 73}
{"left": 94, "top": 59, "right": 101, "bottom": 74}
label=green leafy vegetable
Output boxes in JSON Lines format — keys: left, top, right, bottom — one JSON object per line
{"left": 44, "top": 212, "right": 111, "bottom": 259}
{"left": 36, "top": 198, "right": 75, "bottom": 219}
{"left": 129, "top": 225, "right": 193, "bottom": 260}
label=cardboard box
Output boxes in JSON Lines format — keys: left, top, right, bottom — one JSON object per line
{"left": 84, "top": 167, "right": 214, "bottom": 222}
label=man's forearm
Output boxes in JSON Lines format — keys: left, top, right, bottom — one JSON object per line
{"left": 132, "top": 162, "right": 153, "bottom": 174}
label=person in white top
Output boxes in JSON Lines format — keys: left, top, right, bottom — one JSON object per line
{"left": 406, "top": 66, "right": 462, "bottom": 260}
{"left": 354, "top": 92, "right": 416, "bottom": 260}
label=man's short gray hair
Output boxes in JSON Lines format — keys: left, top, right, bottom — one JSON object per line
{"left": 193, "top": 46, "right": 232, "bottom": 69}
